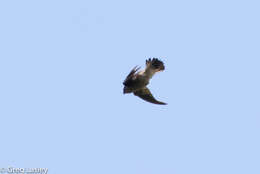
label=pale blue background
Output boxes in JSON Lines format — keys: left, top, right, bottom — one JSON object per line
{"left": 0, "top": 0, "right": 259, "bottom": 174}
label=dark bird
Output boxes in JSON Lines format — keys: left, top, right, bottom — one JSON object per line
{"left": 123, "top": 58, "right": 167, "bottom": 105}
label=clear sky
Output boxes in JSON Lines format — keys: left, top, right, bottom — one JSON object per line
{"left": 0, "top": 0, "right": 259, "bottom": 174}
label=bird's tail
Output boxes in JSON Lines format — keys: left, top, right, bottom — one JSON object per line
{"left": 146, "top": 58, "right": 165, "bottom": 71}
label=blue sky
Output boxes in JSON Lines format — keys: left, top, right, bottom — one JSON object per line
{"left": 0, "top": 0, "right": 259, "bottom": 174}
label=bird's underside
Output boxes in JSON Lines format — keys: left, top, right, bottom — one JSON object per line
{"left": 123, "top": 58, "right": 167, "bottom": 105}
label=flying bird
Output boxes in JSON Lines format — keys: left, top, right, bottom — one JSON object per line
{"left": 123, "top": 58, "right": 167, "bottom": 105}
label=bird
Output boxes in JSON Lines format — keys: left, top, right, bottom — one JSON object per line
{"left": 123, "top": 58, "right": 167, "bottom": 105}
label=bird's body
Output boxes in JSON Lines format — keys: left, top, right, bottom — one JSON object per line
{"left": 123, "top": 58, "right": 167, "bottom": 105}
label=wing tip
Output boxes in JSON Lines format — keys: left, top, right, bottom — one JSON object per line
{"left": 134, "top": 88, "right": 167, "bottom": 105}
{"left": 154, "top": 101, "right": 167, "bottom": 105}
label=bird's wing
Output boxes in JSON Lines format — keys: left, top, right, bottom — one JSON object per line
{"left": 123, "top": 66, "right": 140, "bottom": 86}
{"left": 134, "top": 87, "right": 167, "bottom": 105}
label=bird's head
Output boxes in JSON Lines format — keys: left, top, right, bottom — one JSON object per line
{"left": 123, "top": 86, "right": 132, "bottom": 94}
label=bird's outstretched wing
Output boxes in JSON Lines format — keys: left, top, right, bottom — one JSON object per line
{"left": 123, "top": 66, "right": 140, "bottom": 86}
{"left": 134, "top": 87, "right": 167, "bottom": 105}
